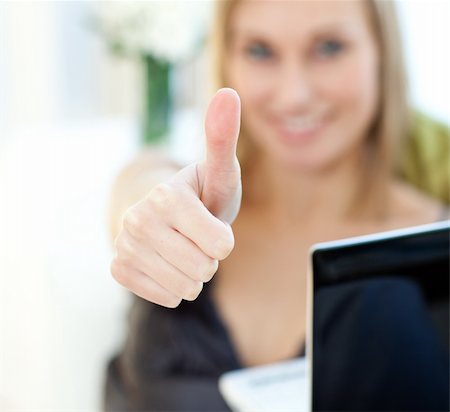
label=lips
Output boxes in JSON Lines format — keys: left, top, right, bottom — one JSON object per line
{"left": 282, "top": 116, "right": 322, "bottom": 132}
{"left": 274, "top": 114, "right": 326, "bottom": 144}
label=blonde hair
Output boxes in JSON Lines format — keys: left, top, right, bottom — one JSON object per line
{"left": 208, "top": 0, "right": 410, "bottom": 215}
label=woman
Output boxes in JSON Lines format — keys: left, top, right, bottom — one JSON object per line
{"left": 105, "top": 0, "right": 448, "bottom": 410}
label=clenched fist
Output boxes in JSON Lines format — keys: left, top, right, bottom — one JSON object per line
{"left": 111, "top": 88, "right": 242, "bottom": 308}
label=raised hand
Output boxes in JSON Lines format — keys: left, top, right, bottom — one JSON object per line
{"left": 111, "top": 88, "right": 242, "bottom": 307}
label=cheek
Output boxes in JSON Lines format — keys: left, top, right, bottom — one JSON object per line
{"left": 226, "top": 59, "right": 274, "bottom": 119}
{"left": 326, "top": 52, "right": 379, "bottom": 125}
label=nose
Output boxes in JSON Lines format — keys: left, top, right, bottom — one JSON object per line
{"left": 275, "top": 58, "right": 313, "bottom": 113}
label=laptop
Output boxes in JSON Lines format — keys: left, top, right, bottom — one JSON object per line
{"left": 219, "top": 220, "right": 450, "bottom": 411}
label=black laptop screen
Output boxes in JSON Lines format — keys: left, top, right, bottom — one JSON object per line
{"left": 311, "top": 223, "right": 449, "bottom": 412}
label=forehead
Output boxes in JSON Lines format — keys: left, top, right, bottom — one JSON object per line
{"left": 229, "top": 0, "right": 371, "bottom": 40}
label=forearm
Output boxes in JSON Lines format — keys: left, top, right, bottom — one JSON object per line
{"left": 109, "top": 149, "right": 182, "bottom": 242}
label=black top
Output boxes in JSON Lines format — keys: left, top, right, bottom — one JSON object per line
{"left": 104, "top": 213, "right": 449, "bottom": 411}
{"left": 103, "top": 279, "right": 304, "bottom": 411}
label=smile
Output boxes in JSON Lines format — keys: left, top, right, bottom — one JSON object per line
{"left": 281, "top": 116, "right": 323, "bottom": 134}
{"left": 275, "top": 115, "right": 326, "bottom": 143}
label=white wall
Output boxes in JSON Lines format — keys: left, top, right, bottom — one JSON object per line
{"left": 0, "top": 1, "right": 448, "bottom": 136}
{"left": 0, "top": 1, "right": 448, "bottom": 410}
{"left": 397, "top": 0, "right": 449, "bottom": 123}
{"left": 0, "top": 1, "right": 207, "bottom": 140}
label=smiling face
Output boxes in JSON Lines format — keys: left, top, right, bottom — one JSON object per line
{"left": 225, "top": 0, "right": 380, "bottom": 172}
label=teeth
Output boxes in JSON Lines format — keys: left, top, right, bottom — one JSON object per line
{"left": 282, "top": 117, "right": 321, "bottom": 132}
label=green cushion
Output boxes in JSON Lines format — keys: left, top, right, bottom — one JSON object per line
{"left": 399, "top": 111, "right": 450, "bottom": 205}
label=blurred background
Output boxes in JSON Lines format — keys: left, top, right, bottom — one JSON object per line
{"left": 0, "top": 1, "right": 448, "bottom": 410}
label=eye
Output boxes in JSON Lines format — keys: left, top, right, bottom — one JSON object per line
{"left": 245, "top": 42, "right": 273, "bottom": 61}
{"left": 314, "top": 40, "right": 345, "bottom": 58}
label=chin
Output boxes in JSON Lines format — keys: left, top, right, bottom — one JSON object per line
{"left": 263, "top": 122, "right": 364, "bottom": 174}
{"left": 259, "top": 132, "right": 338, "bottom": 172}
{"left": 263, "top": 146, "right": 329, "bottom": 174}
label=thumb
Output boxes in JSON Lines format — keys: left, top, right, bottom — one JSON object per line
{"left": 204, "top": 88, "right": 241, "bottom": 177}
{"left": 201, "top": 88, "right": 242, "bottom": 221}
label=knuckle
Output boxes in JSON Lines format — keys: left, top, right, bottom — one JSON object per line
{"left": 110, "top": 259, "right": 128, "bottom": 286}
{"left": 183, "top": 281, "right": 204, "bottom": 301}
{"left": 149, "top": 183, "right": 177, "bottom": 212}
{"left": 122, "top": 207, "right": 146, "bottom": 240}
{"left": 115, "top": 236, "right": 137, "bottom": 266}
{"left": 139, "top": 285, "right": 179, "bottom": 308}
{"left": 166, "top": 295, "right": 182, "bottom": 309}
{"left": 214, "top": 233, "right": 235, "bottom": 260}
{"left": 199, "top": 258, "right": 219, "bottom": 282}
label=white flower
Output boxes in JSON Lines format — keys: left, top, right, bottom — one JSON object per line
{"left": 95, "top": 1, "right": 213, "bottom": 63}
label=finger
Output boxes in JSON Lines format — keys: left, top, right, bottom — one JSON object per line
{"left": 202, "top": 88, "right": 241, "bottom": 215}
{"left": 204, "top": 88, "right": 241, "bottom": 174}
{"left": 111, "top": 260, "right": 182, "bottom": 308}
{"left": 120, "top": 234, "right": 204, "bottom": 302}
{"left": 151, "top": 224, "right": 219, "bottom": 283}
{"left": 149, "top": 182, "right": 235, "bottom": 260}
